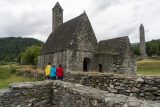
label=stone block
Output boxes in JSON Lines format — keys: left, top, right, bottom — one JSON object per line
{"left": 131, "top": 87, "right": 140, "bottom": 93}
{"left": 136, "top": 78, "right": 144, "bottom": 83}
{"left": 144, "top": 79, "right": 155, "bottom": 85}
{"left": 143, "top": 86, "right": 158, "bottom": 92}
{"left": 155, "top": 78, "right": 160, "bottom": 84}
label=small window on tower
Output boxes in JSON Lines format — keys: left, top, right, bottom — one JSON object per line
{"left": 59, "top": 9, "right": 61, "bottom": 14}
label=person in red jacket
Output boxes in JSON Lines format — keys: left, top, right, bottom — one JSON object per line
{"left": 56, "top": 64, "right": 64, "bottom": 81}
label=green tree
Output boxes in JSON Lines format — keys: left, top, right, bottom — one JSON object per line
{"left": 133, "top": 47, "right": 140, "bottom": 56}
{"left": 131, "top": 43, "right": 140, "bottom": 56}
{"left": 150, "top": 44, "right": 159, "bottom": 56}
{"left": 0, "top": 37, "right": 43, "bottom": 62}
{"left": 20, "top": 45, "right": 42, "bottom": 65}
{"left": 146, "top": 40, "right": 160, "bottom": 56}
{"left": 3, "top": 56, "right": 13, "bottom": 62}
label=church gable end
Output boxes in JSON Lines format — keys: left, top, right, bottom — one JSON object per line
{"left": 69, "top": 13, "right": 98, "bottom": 52}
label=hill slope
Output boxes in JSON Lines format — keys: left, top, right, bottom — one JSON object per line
{"left": 0, "top": 37, "right": 44, "bottom": 61}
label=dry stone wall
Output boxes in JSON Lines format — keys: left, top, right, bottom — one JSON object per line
{"left": 0, "top": 80, "right": 160, "bottom": 107}
{"left": 52, "top": 81, "right": 160, "bottom": 107}
{"left": 16, "top": 70, "right": 160, "bottom": 102}
{"left": 0, "top": 81, "right": 53, "bottom": 107}
{"left": 64, "top": 72, "right": 160, "bottom": 101}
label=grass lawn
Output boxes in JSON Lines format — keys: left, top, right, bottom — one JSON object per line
{"left": 0, "top": 58, "right": 160, "bottom": 89}
{"left": 0, "top": 75, "right": 36, "bottom": 89}
{"left": 0, "top": 65, "right": 36, "bottom": 89}
{"left": 137, "top": 59, "right": 160, "bottom": 76}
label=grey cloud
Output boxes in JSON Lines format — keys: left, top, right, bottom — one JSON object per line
{"left": 2, "top": 12, "right": 50, "bottom": 36}
{"left": 0, "top": 0, "right": 51, "bottom": 41}
{"left": 92, "top": 0, "right": 120, "bottom": 11}
{"left": 0, "top": 0, "right": 160, "bottom": 43}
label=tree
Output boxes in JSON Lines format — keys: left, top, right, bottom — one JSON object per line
{"left": 131, "top": 43, "right": 140, "bottom": 56}
{"left": 146, "top": 40, "right": 160, "bottom": 56}
{"left": 150, "top": 44, "right": 159, "bottom": 56}
{"left": 0, "top": 37, "right": 43, "bottom": 62}
{"left": 133, "top": 46, "right": 140, "bottom": 56}
{"left": 20, "top": 45, "right": 42, "bottom": 65}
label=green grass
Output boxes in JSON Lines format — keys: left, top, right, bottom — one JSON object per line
{"left": 0, "top": 58, "right": 160, "bottom": 89}
{"left": 0, "top": 65, "right": 36, "bottom": 89}
{"left": 0, "top": 75, "right": 36, "bottom": 89}
{"left": 137, "top": 59, "right": 160, "bottom": 76}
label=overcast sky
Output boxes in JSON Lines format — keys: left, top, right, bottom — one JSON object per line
{"left": 0, "top": 0, "right": 160, "bottom": 43}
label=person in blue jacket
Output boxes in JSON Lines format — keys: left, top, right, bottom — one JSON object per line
{"left": 50, "top": 65, "right": 56, "bottom": 80}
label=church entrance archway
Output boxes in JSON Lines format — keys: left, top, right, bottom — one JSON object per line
{"left": 83, "top": 57, "right": 91, "bottom": 72}
{"left": 98, "top": 64, "right": 102, "bottom": 72}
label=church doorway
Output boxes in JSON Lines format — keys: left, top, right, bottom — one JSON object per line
{"left": 98, "top": 64, "right": 102, "bottom": 72}
{"left": 83, "top": 57, "right": 91, "bottom": 72}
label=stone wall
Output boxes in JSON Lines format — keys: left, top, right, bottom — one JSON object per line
{"left": 52, "top": 81, "right": 160, "bottom": 107}
{"left": 64, "top": 72, "right": 160, "bottom": 101}
{"left": 93, "top": 53, "right": 120, "bottom": 72}
{"left": 0, "top": 80, "right": 160, "bottom": 107}
{"left": 37, "top": 50, "right": 72, "bottom": 72}
{"left": 37, "top": 50, "right": 95, "bottom": 72}
{"left": 0, "top": 81, "right": 53, "bottom": 107}
{"left": 70, "top": 51, "right": 95, "bottom": 72}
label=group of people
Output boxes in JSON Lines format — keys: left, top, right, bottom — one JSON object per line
{"left": 45, "top": 63, "right": 64, "bottom": 80}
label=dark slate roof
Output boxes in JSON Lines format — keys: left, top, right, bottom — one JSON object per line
{"left": 97, "top": 36, "right": 130, "bottom": 54}
{"left": 41, "top": 13, "right": 88, "bottom": 55}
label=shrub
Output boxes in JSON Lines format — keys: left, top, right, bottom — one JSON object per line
{"left": 10, "top": 65, "right": 17, "bottom": 73}
{"left": 20, "top": 45, "right": 42, "bottom": 65}
{"left": 0, "top": 68, "right": 11, "bottom": 79}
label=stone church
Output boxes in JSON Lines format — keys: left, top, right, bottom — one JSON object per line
{"left": 38, "top": 2, "right": 136, "bottom": 75}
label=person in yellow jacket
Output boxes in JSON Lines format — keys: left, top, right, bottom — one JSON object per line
{"left": 45, "top": 62, "right": 51, "bottom": 79}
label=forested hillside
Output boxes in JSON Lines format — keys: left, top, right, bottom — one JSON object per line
{"left": 0, "top": 37, "right": 44, "bottom": 61}
{"left": 132, "top": 39, "right": 160, "bottom": 56}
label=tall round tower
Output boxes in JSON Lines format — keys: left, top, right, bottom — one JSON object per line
{"left": 139, "top": 24, "right": 147, "bottom": 59}
{"left": 52, "top": 2, "right": 63, "bottom": 32}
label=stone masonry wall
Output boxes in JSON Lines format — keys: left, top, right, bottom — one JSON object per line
{"left": 52, "top": 81, "right": 160, "bottom": 107}
{"left": 0, "top": 81, "right": 53, "bottom": 107}
{"left": 93, "top": 53, "right": 117, "bottom": 72}
{"left": 38, "top": 50, "right": 95, "bottom": 72}
{"left": 64, "top": 72, "right": 160, "bottom": 101}
{"left": 38, "top": 50, "right": 73, "bottom": 72}
{"left": 0, "top": 80, "right": 160, "bottom": 107}
{"left": 70, "top": 50, "right": 94, "bottom": 72}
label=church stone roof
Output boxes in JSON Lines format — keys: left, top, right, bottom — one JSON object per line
{"left": 41, "top": 13, "right": 90, "bottom": 55}
{"left": 97, "top": 36, "right": 131, "bottom": 55}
